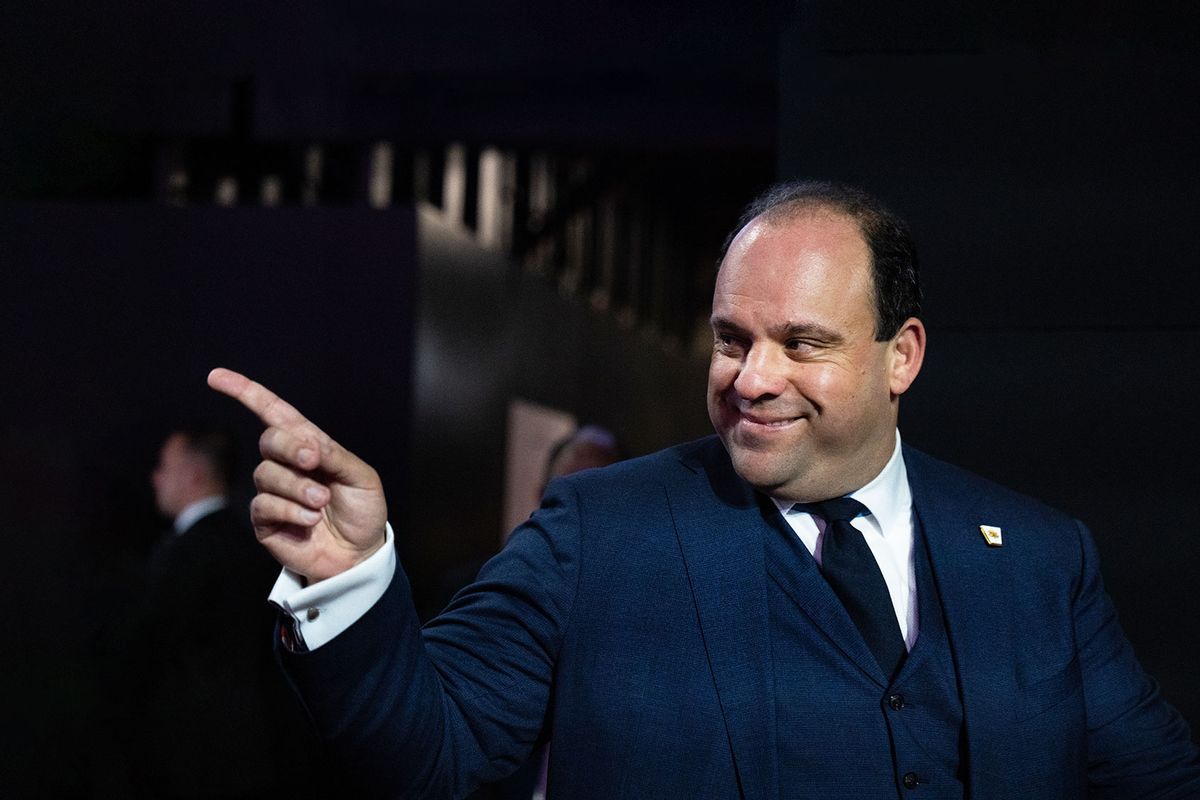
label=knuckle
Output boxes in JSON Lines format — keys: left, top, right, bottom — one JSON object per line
{"left": 248, "top": 495, "right": 267, "bottom": 518}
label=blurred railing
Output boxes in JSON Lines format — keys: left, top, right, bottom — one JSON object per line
{"left": 148, "top": 135, "right": 769, "bottom": 356}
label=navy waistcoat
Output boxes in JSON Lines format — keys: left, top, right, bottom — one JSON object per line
{"left": 765, "top": 507, "right": 966, "bottom": 798}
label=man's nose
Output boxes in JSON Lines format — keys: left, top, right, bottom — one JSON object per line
{"left": 732, "top": 345, "right": 787, "bottom": 400}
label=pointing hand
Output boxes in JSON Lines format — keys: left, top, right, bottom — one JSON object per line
{"left": 207, "top": 368, "right": 388, "bottom": 583}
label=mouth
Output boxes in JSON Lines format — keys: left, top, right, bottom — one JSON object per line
{"left": 735, "top": 410, "right": 803, "bottom": 430}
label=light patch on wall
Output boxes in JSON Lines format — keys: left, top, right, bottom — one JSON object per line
{"left": 369, "top": 142, "right": 394, "bottom": 209}
{"left": 443, "top": 143, "right": 467, "bottom": 226}
{"left": 503, "top": 398, "right": 577, "bottom": 543}
{"left": 477, "top": 147, "right": 516, "bottom": 249}
{"left": 260, "top": 175, "right": 283, "bottom": 207}
{"left": 214, "top": 176, "right": 238, "bottom": 206}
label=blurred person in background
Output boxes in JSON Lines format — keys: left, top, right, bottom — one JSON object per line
{"left": 111, "top": 427, "right": 330, "bottom": 799}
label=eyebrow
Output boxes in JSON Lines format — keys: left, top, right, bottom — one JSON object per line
{"left": 710, "top": 316, "right": 844, "bottom": 344}
{"left": 776, "top": 321, "right": 843, "bottom": 343}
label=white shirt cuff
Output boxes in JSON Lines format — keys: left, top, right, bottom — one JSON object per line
{"left": 267, "top": 523, "right": 397, "bottom": 651}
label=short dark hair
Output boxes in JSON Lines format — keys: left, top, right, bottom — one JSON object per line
{"left": 177, "top": 426, "right": 237, "bottom": 491}
{"left": 721, "top": 180, "right": 922, "bottom": 341}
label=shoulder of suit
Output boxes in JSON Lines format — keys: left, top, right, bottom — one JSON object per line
{"left": 180, "top": 506, "right": 251, "bottom": 543}
{"left": 555, "top": 435, "right": 723, "bottom": 489}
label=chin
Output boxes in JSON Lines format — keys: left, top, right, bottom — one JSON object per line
{"left": 725, "top": 445, "right": 793, "bottom": 492}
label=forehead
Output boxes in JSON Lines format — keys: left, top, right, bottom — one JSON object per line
{"left": 715, "top": 209, "right": 873, "bottom": 311}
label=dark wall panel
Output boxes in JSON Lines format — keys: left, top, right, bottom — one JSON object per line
{"left": 1, "top": 202, "right": 416, "bottom": 795}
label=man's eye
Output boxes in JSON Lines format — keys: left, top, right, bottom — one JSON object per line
{"left": 785, "top": 339, "right": 815, "bottom": 351}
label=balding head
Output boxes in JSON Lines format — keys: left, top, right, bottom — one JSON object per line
{"left": 722, "top": 180, "right": 922, "bottom": 341}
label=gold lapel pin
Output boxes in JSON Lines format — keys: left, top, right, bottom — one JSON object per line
{"left": 980, "top": 525, "right": 1003, "bottom": 547}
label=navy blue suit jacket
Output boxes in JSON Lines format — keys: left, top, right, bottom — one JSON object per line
{"left": 282, "top": 438, "right": 1200, "bottom": 798}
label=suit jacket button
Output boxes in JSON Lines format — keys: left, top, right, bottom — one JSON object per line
{"left": 902, "top": 772, "right": 920, "bottom": 789}
{"left": 306, "top": 607, "right": 320, "bottom": 621}
{"left": 888, "top": 694, "right": 905, "bottom": 710}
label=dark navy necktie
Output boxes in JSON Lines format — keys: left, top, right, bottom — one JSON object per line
{"left": 796, "top": 497, "right": 906, "bottom": 681}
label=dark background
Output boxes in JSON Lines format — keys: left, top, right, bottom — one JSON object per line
{"left": 3, "top": 2, "right": 1198, "bottom": 796}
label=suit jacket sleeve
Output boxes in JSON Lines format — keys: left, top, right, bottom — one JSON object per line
{"left": 278, "top": 478, "right": 583, "bottom": 799}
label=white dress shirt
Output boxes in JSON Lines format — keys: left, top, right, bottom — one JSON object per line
{"left": 771, "top": 430, "right": 918, "bottom": 650}
{"left": 268, "top": 524, "right": 397, "bottom": 650}
{"left": 173, "top": 495, "right": 228, "bottom": 535}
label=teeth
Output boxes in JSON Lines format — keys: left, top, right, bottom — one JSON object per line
{"left": 745, "top": 417, "right": 795, "bottom": 427}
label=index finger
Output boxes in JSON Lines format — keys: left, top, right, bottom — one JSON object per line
{"left": 207, "top": 368, "right": 309, "bottom": 429}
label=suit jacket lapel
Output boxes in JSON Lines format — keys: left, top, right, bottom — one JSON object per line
{"left": 906, "top": 446, "right": 1017, "bottom": 786}
{"left": 668, "top": 440, "right": 778, "bottom": 800}
{"left": 761, "top": 508, "right": 892, "bottom": 687}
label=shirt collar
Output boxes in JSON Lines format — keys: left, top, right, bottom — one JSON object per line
{"left": 771, "top": 430, "right": 911, "bottom": 536}
{"left": 173, "top": 495, "right": 228, "bottom": 535}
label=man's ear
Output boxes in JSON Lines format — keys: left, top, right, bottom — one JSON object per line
{"left": 887, "top": 317, "right": 926, "bottom": 397}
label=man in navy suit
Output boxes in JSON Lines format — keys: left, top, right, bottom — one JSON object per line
{"left": 210, "top": 181, "right": 1200, "bottom": 798}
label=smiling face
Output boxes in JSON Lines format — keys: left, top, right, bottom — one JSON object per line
{"left": 707, "top": 208, "right": 925, "bottom": 502}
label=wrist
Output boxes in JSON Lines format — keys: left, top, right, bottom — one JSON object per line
{"left": 303, "top": 527, "right": 389, "bottom": 585}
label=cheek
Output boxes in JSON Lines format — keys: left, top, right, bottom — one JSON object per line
{"left": 806, "top": 355, "right": 885, "bottom": 405}
{"left": 707, "top": 359, "right": 737, "bottom": 393}
{"left": 802, "top": 366, "right": 847, "bottom": 403}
